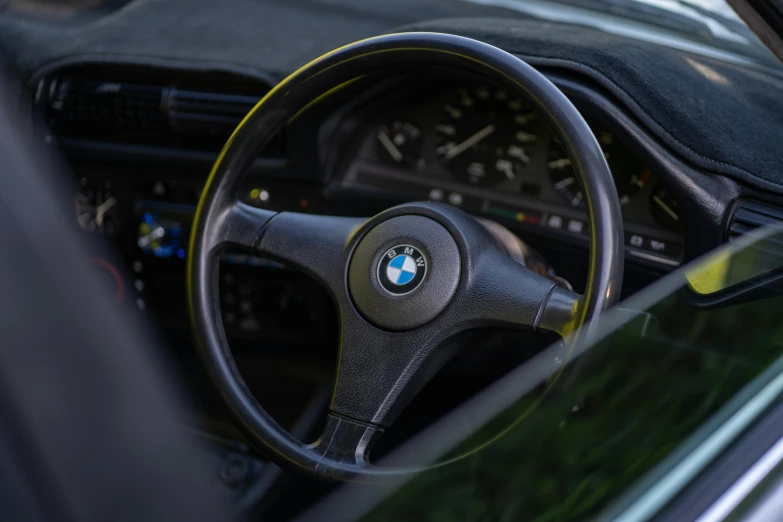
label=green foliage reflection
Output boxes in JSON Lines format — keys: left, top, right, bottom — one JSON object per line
{"left": 367, "top": 285, "right": 783, "bottom": 521}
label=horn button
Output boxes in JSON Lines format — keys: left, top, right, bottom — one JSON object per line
{"left": 348, "top": 215, "right": 461, "bottom": 331}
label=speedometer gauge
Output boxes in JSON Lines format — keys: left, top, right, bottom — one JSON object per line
{"left": 435, "top": 86, "right": 539, "bottom": 187}
{"left": 548, "top": 129, "right": 649, "bottom": 208}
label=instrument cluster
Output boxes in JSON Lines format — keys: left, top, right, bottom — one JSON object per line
{"left": 337, "top": 81, "right": 684, "bottom": 267}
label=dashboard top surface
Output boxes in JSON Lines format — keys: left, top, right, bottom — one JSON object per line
{"left": 1, "top": 0, "right": 783, "bottom": 197}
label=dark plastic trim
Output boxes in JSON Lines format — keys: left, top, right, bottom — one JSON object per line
{"left": 653, "top": 399, "right": 783, "bottom": 522}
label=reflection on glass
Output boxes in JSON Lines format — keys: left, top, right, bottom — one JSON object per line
{"left": 332, "top": 227, "right": 783, "bottom": 521}
{"left": 687, "top": 232, "right": 783, "bottom": 295}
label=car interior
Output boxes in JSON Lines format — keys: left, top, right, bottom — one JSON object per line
{"left": 3, "top": 0, "right": 783, "bottom": 520}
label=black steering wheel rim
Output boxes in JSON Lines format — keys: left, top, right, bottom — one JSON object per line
{"left": 188, "top": 32, "right": 623, "bottom": 480}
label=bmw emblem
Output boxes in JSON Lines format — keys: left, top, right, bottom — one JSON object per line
{"left": 377, "top": 245, "right": 427, "bottom": 295}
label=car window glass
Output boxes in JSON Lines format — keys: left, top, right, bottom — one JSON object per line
{"left": 307, "top": 227, "right": 783, "bottom": 522}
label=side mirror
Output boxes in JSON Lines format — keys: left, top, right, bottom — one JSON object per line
{"left": 683, "top": 229, "right": 783, "bottom": 308}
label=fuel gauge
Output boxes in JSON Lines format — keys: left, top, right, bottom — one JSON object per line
{"left": 650, "top": 184, "right": 681, "bottom": 231}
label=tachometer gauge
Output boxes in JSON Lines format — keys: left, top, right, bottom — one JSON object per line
{"left": 548, "top": 129, "right": 649, "bottom": 208}
{"left": 435, "top": 86, "right": 539, "bottom": 186}
{"left": 375, "top": 120, "right": 424, "bottom": 168}
{"left": 650, "top": 184, "right": 680, "bottom": 230}
{"left": 74, "top": 177, "right": 120, "bottom": 236}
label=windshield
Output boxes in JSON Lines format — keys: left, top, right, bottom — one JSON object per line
{"left": 0, "top": 0, "right": 774, "bottom": 66}
{"left": 2, "top": 0, "right": 777, "bottom": 66}
{"left": 306, "top": 227, "right": 783, "bottom": 521}
{"left": 644, "top": 0, "right": 740, "bottom": 22}
{"left": 457, "top": 0, "right": 780, "bottom": 67}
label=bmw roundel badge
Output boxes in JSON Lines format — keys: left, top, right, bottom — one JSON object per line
{"left": 377, "top": 245, "right": 427, "bottom": 295}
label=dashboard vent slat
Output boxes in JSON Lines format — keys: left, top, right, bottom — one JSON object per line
{"left": 167, "top": 89, "right": 259, "bottom": 135}
{"left": 733, "top": 209, "right": 782, "bottom": 229}
{"left": 48, "top": 78, "right": 165, "bottom": 133}
{"left": 168, "top": 111, "right": 244, "bottom": 125}
{"left": 729, "top": 200, "right": 783, "bottom": 241}
{"left": 39, "top": 71, "right": 283, "bottom": 158}
{"left": 167, "top": 89, "right": 258, "bottom": 112}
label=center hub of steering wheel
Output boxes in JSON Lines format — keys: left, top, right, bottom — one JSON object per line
{"left": 348, "top": 214, "right": 461, "bottom": 331}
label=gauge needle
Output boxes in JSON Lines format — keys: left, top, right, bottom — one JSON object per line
{"left": 553, "top": 177, "right": 576, "bottom": 189}
{"left": 548, "top": 158, "right": 572, "bottom": 169}
{"left": 653, "top": 194, "right": 679, "bottom": 222}
{"left": 377, "top": 130, "right": 403, "bottom": 162}
{"left": 443, "top": 124, "right": 495, "bottom": 160}
{"left": 138, "top": 226, "right": 165, "bottom": 248}
{"left": 95, "top": 196, "right": 117, "bottom": 226}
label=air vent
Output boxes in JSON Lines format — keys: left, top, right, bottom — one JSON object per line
{"left": 47, "top": 78, "right": 165, "bottom": 134}
{"left": 38, "top": 70, "right": 283, "bottom": 157}
{"left": 167, "top": 89, "right": 258, "bottom": 134}
{"left": 728, "top": 200, "right": 783, "bottom": 241}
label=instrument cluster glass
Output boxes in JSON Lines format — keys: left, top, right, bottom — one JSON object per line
{"left": 340, "top": 80, "right": 684, "bottom": 265}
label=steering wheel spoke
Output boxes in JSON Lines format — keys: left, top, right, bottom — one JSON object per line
{"left": 332, "top": 322, "right": 447, "bottom": 422}
{"left": 456, "top": 249, "right": 585, "bottom": 337}
{"left": 255, "top": 212, "right": 366, "bottom": 294}
{"left": 308, "top": 414, "right": 383, "bottom": 478}
{"left": 210, "top": 201, "right": 276, "bottom": 251}
{"left": 309, "top": 319, "right": 451, "bottom": 474}
{"left": 537, "top": 286, "right": 583, "bottom": 337}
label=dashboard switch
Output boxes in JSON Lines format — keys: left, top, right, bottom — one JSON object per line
{"left": 448, "top": 193, "right": 463, "bottom": 206}
{"left": 547, "top": 215, "right": 563, "bottom": 229}
{"left": 567, "top": 220, "right": 584, "bottom": 234}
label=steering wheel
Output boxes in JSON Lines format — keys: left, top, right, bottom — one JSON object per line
{"left": 188, "top": 33, "right": 623, "bottom": 480}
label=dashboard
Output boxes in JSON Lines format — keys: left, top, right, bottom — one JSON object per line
{"left": 7, "top": 0, "right": 783, "bottom": 332}
{"left": 331, "top": 78, "right": 683, "bottom": 267}
{"left": 35, "top": 66, "right": 693, "bottom": 347}
{"left": 51, "top": 67, "right": 693, "bottom": 503}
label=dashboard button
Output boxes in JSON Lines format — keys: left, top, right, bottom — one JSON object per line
{"left": 567, "top": 220, "right": 584, "bottom": 234}
{"left": 429, "top": 188, "right": 444, "bottom": 201}
{"left": 650, "top": 240, "right": 666, "bottom": 251}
